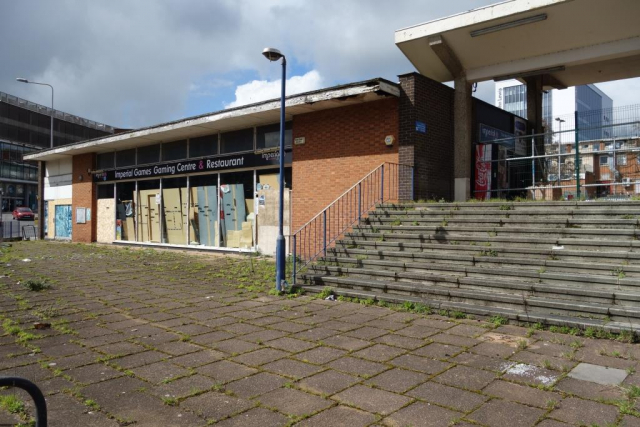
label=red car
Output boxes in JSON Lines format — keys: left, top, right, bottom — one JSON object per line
{"left": 12, "top": 207, "right": 34, "bottom": 221}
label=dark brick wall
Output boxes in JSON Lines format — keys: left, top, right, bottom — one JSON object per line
{"left": 399, "top": 73, "right": 455, "bottom": 201}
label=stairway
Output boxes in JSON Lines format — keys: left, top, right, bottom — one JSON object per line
{"left": 298, "top": 200, "right": 640, "bottom": 332}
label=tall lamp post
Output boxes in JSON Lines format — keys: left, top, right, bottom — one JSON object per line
{"left": 262, "top": 47, "right": 287, "bottom": 291}
{"left": 555, "top": 117, "right": 565, "bottom": 184}
{"left": 17, "top": 78, "right": 54, "bottom": 149}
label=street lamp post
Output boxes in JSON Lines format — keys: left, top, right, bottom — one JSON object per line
{"left": 555, "top": 118, "right": 565, "bottom": 184}
{"left": 17, "top": 78, "right": 54, "bottom": 149}
{"left": 262, "top": 48, "right": 287, "bottom": 292}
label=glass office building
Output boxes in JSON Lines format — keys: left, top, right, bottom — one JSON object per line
{"left": 0, "top": 91, "right": 114, "bottom": 212}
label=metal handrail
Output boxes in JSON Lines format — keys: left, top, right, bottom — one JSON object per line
{"left": 292, "top": 162, "right": 413, "bottom": 285}
{"left": 293, "top": 162, "right": 387, "bottom": 233}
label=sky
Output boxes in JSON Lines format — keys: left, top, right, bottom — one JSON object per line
{"left": 1, "top": 0, "right": 638, "bottom": 129}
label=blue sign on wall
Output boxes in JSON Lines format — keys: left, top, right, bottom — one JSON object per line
{"left": 415, "top": 121, "right": 427, "bottom": 134}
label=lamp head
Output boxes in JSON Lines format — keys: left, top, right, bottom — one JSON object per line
{"left": 262, "top": 48, "right": 284, "bottom": 62}
{"left": 16, "top": 78, "right": 29, "bottom": 83}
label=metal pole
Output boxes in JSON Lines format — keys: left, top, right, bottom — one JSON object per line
{"left": 322, "top": 211, "right": 327, "bottom": 258}
{"left": 357, "top": 183, "right": 361, "bottom": 224}
{"left": 292, "top": 234, "right": 297, "bottom": 285}
{"left": 575, "top": 111, "right": 581, "bottom": 199}
{"left": 50, "top": 86, "right": 54, "bottom": 149}
{"left": 275, "top": 56, "right": 287, "bottom": 291}
{"left": 557, "top": 121, "right": 561, "bottom": 185}
{"left": 380, "top": 164, "right": 385, "bottom": 202}
{"left": 531, "top": 130, "right": 535, "bottom": 187}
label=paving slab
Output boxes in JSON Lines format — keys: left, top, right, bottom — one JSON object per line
{"left": 468, "top": 399, "right": 546, "bottom": 427}
{"left": 407, "top": 381, "right": 488, "bottom": 412}
{"left": 549, "top": 397, "right": 619, "bottom": 426}
{"left": 296, "top": 405, "right": 377, "bottom": 427}
{"left": 257, "top": 387, "right": 333, "bottom": 416}
{"left": 382, "top": 401, "right": 462, "bottom": 427}
{"left": 332, "top": 384, "right": 412, "bottom": 415}
{"left": 568, "top": 362, "right": 629, "bottom": 385}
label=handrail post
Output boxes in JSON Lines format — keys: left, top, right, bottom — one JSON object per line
{"left": 357, "top": 182, "right": 362, "bottom": 224}
{"left": 380, "top": 164, "right": 385, "bottom": 203}
{"left": 322, "top": 211, "right": 327, "bottom": 258}
{"left": 292, "top": 234, "right": 297, "bottom": 285}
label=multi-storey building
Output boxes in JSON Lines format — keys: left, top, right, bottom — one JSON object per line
{"left": 495, "top": 79, "right": 613, "bottom": 143}
{"left": 0, "top": 91, "right": 114, "bottom": 212}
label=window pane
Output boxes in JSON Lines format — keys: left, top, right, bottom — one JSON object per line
{"left": 189, "top": 134, "right": 218, "bottom": 158}
{"left": 137, "top": 180, "right": 161, "bottom": 242}
{"left": 190, "top": 174, "right": 219, "bottom": 247}
{"left": 220, "top": 170, "right": 254, "bottom": 248}
{"left": 220, "top": 128, "right": 253, "bottom": 154}
{"left": 97, "top": 184, "right": 114, "bottom": 199}
{"left": 116, "top": 181, "right": 136, "bottom": 241}
{"left": 256, "top": 122, "right": 292, "bottom": 150}
{"left": 97, "top": 152, "right": 115, "bottom": 169}
{"left": 116, "top": 149, "right": 136, "bottom": 167}
{"left": 162, "top": 140, "right": 187, "bottom": 161}
{"left": 137, "top": 144, "right": 160, "bottom": 165}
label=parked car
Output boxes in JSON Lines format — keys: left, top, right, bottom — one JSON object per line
{"left": 12, "top": 207, "right": 34, "bottom": 221}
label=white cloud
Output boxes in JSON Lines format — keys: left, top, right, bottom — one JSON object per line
{"left": 225, "top": 70, "right": 324, "bottom": 108}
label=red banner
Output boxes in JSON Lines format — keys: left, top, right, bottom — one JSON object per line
{"left": 475, "top": 144, "right": 492, "bottom": 200}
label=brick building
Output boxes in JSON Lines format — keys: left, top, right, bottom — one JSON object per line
{"left": 26, "top": 74, "right": 521, "bottom": 253}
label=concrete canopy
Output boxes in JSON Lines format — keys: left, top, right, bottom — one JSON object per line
{"left": 395, "top": 0, "right": 640, "bottom": 88}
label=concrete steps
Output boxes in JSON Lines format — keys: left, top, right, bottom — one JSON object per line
{"left": 296, "top": 200, "right": 640, "bottom": 331}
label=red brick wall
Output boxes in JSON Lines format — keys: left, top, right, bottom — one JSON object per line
{"left": 72, "top": 153, "right": 96, "bottom": 243}
{"left": 292, "top": 97, "right": 399, "bottom": 233}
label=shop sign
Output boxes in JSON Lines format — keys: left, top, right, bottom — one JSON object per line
{"left": 93, "top": 149, "right": 292, "bottom": 182}
{"left": 415, "top": 121, "right": 427, "bottom": 134}
{"left": 479, "top": 124, "right": 514, "bottom": 149}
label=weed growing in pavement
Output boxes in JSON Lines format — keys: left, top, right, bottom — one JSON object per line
{"left": 22, "top": 279, "right": 51, "bottom": 292}
{"left": 489, "top": 315, "right": 508, "bottom": 327}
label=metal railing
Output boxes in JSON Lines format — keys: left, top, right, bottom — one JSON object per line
{"left": 0, "top": 220, "right": 36, "bottom": 240}
{"left": 292, "top": 162, "right": 413, "bottom": 284}
{"left": 473, "top": 117, "right": 640, "bottom": 201}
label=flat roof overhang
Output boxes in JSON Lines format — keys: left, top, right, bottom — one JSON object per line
{"left": 395, "top": 0, "right": 640, "bottom": 88}
{"left": 26, "top": 79, "right": 399, "bottom": 162}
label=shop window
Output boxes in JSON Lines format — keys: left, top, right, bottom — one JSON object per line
{"left": 190, "top": 174, "right": 219, "bottom": 247}
{"left": 116, "top": 149, "right": 136, "bottom": 167}
{"left": 256, "top": 122, "right": 292, "bottom": 150}
{"left": 136, "top": 180, "right": 161, "bottom": 243}
{"left": 137, "top": 144, "right": 160, "bottom": 165}
{"left": 161, "top": 177, "right": 188, "bottom": 245}
{"left": 189, "top": 134, "right": 218, "bottom": 158}
{"left": 220, "top": 170, "right": 254, "bottom": 249}
{"left": 97, "top": 152, "right": 115, "bottom": 169}
{"left": 116, "top": 182, "right": 136, "bottom": 242}
{"left": 220, "top": 128, "right": 253, "bottom": 154}
{"left": 162, "top": 140, "right": 187, "bottom": 161}
{"left": 97, "top": 184, "right": 114, "bottom": 199}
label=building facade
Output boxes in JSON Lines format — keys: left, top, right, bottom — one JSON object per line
{"left": 0, "top": 91, "right": 114, "bottom": 212}
{"left": 26, "top": 74, "right": 523, "bottom": 252}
